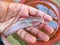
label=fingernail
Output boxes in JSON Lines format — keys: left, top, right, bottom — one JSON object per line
{"left": 49, "top": 28, "right": 54, "bottom": 33}
{"left": 44, "top": 15, "right": 53, "bottom": 22}
{"left": 25, "top": 34, "right": 36, "bottom": 43}
{"left": 47, "top": 15, "right": 53, "bottom": 21}
{"left": 38, "top": 31, "right": 49, "bottom": 41}
{"left": 45, "top": 25, "right": 54, "bottom": 33}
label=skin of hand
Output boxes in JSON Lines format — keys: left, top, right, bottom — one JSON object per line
{"left": 0, "top": 1, "right": 54, "bottom": 45}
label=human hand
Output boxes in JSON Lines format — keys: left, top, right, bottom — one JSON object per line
{"left": 16, "top": 4, "right": 54, "bottom": 43}
{"left": 0, "top": 2, "right": 54, "bottom": 45}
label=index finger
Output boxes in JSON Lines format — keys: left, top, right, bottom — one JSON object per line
{"left": 28, "top": 6, "right": 52, "bottom": 22}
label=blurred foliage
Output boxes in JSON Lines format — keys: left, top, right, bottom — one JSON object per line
{"left": 51, "top": 0, "right": 60, "bottom": 7}
{"left": 53, "top": 41, "right": 60, "bottom": 45}
{"left": 7, "top": 33, "right": 28, "bottom": 45}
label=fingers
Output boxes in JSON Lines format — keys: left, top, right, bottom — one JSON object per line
{"left": 1, "top": 35, "right": 11, "bottom": 45}
{"left": 28, "top": 6, "right": 52, "bottom": 21}
{"left": 26, "top": 27, "right": 49, "bottom": 41}
{"left": 0, "top": 2, "right": 52, "bottom": 22}
{"left": 39, "top": 23, "right": 54, "bottom": 33}
{"left": 8, "top": 3, "right": 52, "bottom": 21}
{"left": 16, "top": 29, "right": 36, "bottom": 43}
{"left": 37, "top": 30, "right": 49, "bottom": 41}
{"left": 2, "top": 2, "right": 52, "bottom": 22}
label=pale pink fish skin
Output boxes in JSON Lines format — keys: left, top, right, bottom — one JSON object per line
{"left": 4, "top": 17, "right": 44, "bottom": 36}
